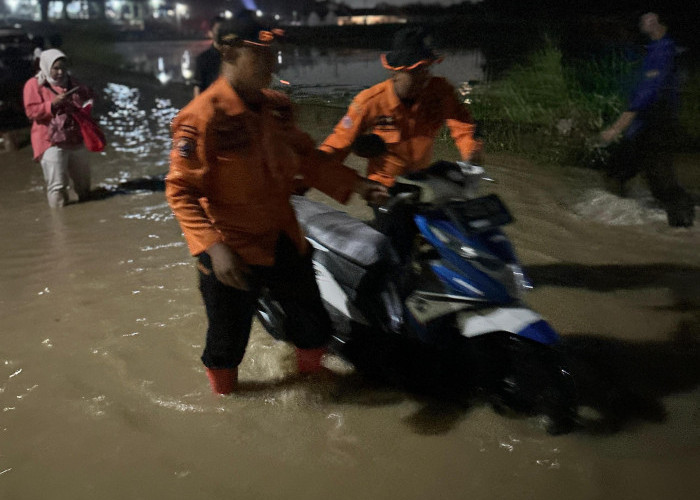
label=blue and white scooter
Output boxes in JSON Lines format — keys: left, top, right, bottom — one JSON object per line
{"left": 257, "top": 135, "right": 577, "bottom": 433}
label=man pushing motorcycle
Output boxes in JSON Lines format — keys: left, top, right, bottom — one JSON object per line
{"left": 319, "top": 26, "right": 483, "bottom": 188}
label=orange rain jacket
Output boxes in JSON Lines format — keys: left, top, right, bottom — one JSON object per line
{"left": 166, "top": 77, "right": 360, "bottom": 266}
{"left": 319, "top": 77, "right": 480, "bottom": 186}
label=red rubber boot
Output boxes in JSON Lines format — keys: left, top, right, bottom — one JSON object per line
{"left": 205, "top": 367, "right": 238, "bottom": 395}
{"left": 295, "top": 347, "right": 327, "bottom": 374}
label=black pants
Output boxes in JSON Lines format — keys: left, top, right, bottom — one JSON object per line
{"left": 605, "top": 114, "right": 694, "bottom": 226}
{"left": 197, "top": 234, "right": 332, "bottom": 369}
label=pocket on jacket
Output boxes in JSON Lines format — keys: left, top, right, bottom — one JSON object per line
{"left": 210, "top": 155, "right": 257, "bottom": 204}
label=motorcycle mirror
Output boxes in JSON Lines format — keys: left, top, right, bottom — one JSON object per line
{"left": 351, "top": 134, "right": 387, "bottom": 158}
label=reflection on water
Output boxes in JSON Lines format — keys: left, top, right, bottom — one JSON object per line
{"left": 100, "top": 83, "right": 178, "bottom": 159}
{"left": 181, "top": 49, "right": 193, "bottom": 81}
{"left": 114, "top": 39, "right": 210, "bottom": 84}
{"left": 113, "top": 40, "right": 486, "bottom": 99}
{"left": 156, "top": 56, "right": 172, "bottom": 85}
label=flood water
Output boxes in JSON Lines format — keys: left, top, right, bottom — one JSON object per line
{"left": 1, "top": 58, "right": 699, "bottom": 499}
{"left": 113, "top": 39, "right": 486, "bottom": 98}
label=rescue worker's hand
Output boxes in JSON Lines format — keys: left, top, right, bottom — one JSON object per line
{"left": 206, "top": 242, "right": 251, "bottom": 290}
{"left": 353, "top": 178, "right": 389, "bottom": 205}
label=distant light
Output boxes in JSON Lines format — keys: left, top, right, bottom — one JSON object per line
{"left": 256, "top": 10, "right": 263, "bottom": 17}
{"left": 274, "top": 14, "right": 280, "bottom": 21}
{"left": 224, "top": 10, "right": 233, "bottom": 19}
{"left": 156, "top": 56, "right": 172, "bottom": 85}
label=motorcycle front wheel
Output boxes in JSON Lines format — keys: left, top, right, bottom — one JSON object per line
{"left": 466, "top": 332, "right": 578, "bottom": 435}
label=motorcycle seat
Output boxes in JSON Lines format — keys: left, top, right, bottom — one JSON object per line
{"left": 291, "top": 196, "right": 393, "bottom": 268}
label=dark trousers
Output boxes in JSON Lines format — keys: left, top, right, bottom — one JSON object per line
{"left": 197, "top": 234, "right": 332, "bottom": 369}
{"left": 605, "top": 113, "right": 694, "bottom": 226}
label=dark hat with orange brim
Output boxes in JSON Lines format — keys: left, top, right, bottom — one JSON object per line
{"left": 381, "top": 26, "right": 442, "bottom": 70}
{"left": 216, "top": 10, "right": 283, "bottom": 47}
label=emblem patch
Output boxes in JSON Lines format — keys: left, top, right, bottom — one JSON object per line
{"left": 176, "top": 137, "right": 196, "bottom": 158}
{"left": 341, "top": 115, "right": 353, "bottom": 129}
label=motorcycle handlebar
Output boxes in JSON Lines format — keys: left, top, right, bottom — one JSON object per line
{"left": 376, "top": 191, "right": 418, "bottom": 215}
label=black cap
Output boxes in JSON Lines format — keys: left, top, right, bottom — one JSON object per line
{"left": 381, "top": 26, "right": 441, "bottom": 70}
{"left": 216, "top": 10, "right": 272, "bottom": 47}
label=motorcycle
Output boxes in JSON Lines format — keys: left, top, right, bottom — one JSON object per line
{"left": 257, "top": 135, "right": 577, "bottom": 434}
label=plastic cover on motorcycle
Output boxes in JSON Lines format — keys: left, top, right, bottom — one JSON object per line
{"left": 291, "top": 196, "right": 394, "bottom": 268}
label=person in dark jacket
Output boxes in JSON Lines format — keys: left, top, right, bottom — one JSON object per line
{"left": 600, "top": 11, "right": 694, "bottom": 227}
{"left": 192, "top": 16, "right": 224, "bottom": 97}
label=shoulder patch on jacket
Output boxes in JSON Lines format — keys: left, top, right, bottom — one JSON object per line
{"left": 176, "top": 137, "right": 196, "bottom": 158}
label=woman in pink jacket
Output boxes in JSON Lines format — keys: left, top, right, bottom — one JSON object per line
{"left": 23, "top": 49, "right": 94, "bottom": 208}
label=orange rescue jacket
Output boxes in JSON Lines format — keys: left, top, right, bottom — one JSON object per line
{"left": 319, "top": 77, "right": 479, "bottom": 186}
{"left": 166, "top": 77, "right": 360, "bottom": 266}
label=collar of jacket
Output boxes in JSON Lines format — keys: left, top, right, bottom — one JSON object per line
{"left": 385, "top": 77, "right": 437, "bottom": 111}
{"left": 207, "top": 77, "right": 249, "bottom": 116}
{"left": 382, "top": 79, "right": 404, "bottom": 112}
{"left": 207, "top": 77, "right": 289, "bottom": 118}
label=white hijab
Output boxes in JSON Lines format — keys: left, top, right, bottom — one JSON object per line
{"left": 36, "top": 48, "right": 67, "bottom": 86}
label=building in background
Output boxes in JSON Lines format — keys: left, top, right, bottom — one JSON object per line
{"left": 0, "top": 0, "right": 192, "bottom": 32}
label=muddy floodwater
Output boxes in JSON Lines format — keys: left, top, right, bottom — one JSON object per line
{"left": 0, "top": 78, "right": 698, "bottom": 500}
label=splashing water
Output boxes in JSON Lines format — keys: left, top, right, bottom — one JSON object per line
{"left": 572, "top": 188, "right": 668, "bottom": 226}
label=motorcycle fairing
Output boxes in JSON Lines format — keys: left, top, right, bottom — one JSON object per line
{"left": 311, "top": 253, "right": 370, "bottom": 325}
{"left": 292, "top": 195, "right": 395, "bottom": 268}
{"left": 457, "top": 307, "right": 559, "bottom": 344}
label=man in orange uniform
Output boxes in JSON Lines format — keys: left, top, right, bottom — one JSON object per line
{"left": 166, "top": 11, "right": 388, "bottom": 395}
{"left": 320, "top": 26, "right": 482, "bottom": 187}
